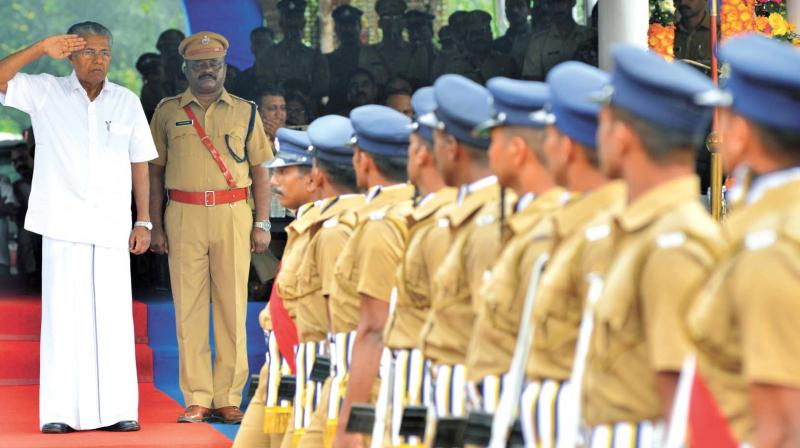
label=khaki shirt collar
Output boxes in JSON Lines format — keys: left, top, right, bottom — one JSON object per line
{"left": 178, "top": 87, "right": 234, "bottom": 108}
{"left": 287, "top": 201, "right": 322, "bottom": 234}
{"left": 507, "top": 187, "right": 567, "bottom": 236}
{"left": 677, "top": 10, "right": 711, "bottom": 33}
{"left": 727, "top": 178, "right": 800, "bottom": 242}
{"left": 316, "top": 194, "right": 365, "bottom": 223}
{"left": 357, "top": 183, "right": 415, "bottom": 218}
{"left": 411, "top": 187, "right": 457, "bottom": 222}
{"left": 617, "top": 175, "right": 700, "bottom": 232}
{"left": 746, "top": 167, "right": 800, "bottom": 204}
{"left": 449, "top": 180, "right": 501, "bottom": 227}
{"left": 554, "top": 181, "right": 627, "bottom": 238}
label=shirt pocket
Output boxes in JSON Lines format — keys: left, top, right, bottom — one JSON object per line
{"left": 432, "top": 247, "right": 469, "bottom": 311}
{"left": 167, "top": 125, "right": 200, "bottom": 161}
{"left": 591, "top": 258, "right": 641, "bottom": 370}
{"left": 105, "top": 123, "right": 133, "bottom": 155}
{"left": 223, "top": 126, "right": 249, "bottom": 163}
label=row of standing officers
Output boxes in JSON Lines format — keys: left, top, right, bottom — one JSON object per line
{"left": 148, "top": 26, "right": 800, "bottom": 448}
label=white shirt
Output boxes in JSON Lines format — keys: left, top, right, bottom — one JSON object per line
{"left": 0, "top": 71, "right": 158, "bottom": 249}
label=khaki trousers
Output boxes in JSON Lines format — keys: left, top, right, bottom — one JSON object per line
{"left": 165, "top": 200, "right": 252, "bottom": 407}
{"left": 233, "top": 361, "right": 286, "bottom": 448}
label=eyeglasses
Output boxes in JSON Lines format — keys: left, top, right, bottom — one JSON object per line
{"left": 188, "top": 60, "right": 225, "bottom": 71}
{"left": 78, "top": 49, "right": 111, "bottom": 59}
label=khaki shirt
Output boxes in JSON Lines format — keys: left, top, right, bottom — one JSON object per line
{"left": 384, "top": 188, "right": 457, "bottom": 350}
{"left": 521, "top": 22, "right": 596, "bottom": 81}
{"left": 466, "top": 188, "right": 569, "bottom": 381}
{"left": 420, "top": 181, "right": 508, "bottom": 366}
{"left": 526, "top": 181, "right": 628, "bottom": 381}
{"left": 674, "top": 12, "right": 713, "bottom": 70}
{"left": 584, "top": 176, "right": 724, "bottom": 426}
{"left": 688, "top": 178, "right": 800, "bottom": 442}
{"left": 277, "top": 202, "right": 322, "bottom": 333}
{"left": 331, "top": 184, "right": 415, "bottom": 332}
{"left": 298, "top": 194, "right": 366, "bottom": 336}
{"left": 150, "top": 88, "right": 273, "bottom": 191}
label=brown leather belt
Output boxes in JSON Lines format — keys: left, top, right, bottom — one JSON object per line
{"left": 168, "top": 188, "right": 249, "bottom": 206}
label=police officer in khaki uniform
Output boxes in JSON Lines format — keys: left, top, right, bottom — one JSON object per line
{"left": 377, "top": 87, "right": 457, "bottom": 447}
{"left": 462, "top": 78, "right": 565, "bottom": 439}
{"left": 517, "top": 62, "right": 627, "bottom": 446}
{"left": 520, "top": 0, "right": 595, "bottom": 81}
{"left": 688, "top": 35, "right": 800, "bottom": 446}
{"left": 295, "top": 115, "right": 365, "bottom": 448}
{"left": 149, "top": 31, "right": 274, "bottom": 424}
{"left": 234, "top": 128, "right": 316, "bottom": 448}
{"left": 331, "top": 105, "right": 416, "bottom": 448}
{"left": 358, "top": 0, "right": 431, "bottom": 90}
{"left": 258, "top": 0, "right": 330, "bottom": 103}
{"left": 581, "top": 46, "right": 725, "bottom": 447}
{"left": 432, "top": 11, "right": 518, "bottom": 85}
{"left": 414, "top": 75, "right": 502, "bottom": 445}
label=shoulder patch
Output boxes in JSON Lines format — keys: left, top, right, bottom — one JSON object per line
{"left": 656, "top": 231, "right": 687, "bottom": 249}
{"left": 476, "top": 214, "right": 496, "bottom": 227}
{"left": 745, "top": 229, "right": 777, "bottom": 251}
{"left": 585, "top": 224, "right": 610, "bottom": 242}
{"left": 323, "top": 218, "right": 339, "bottom": 229}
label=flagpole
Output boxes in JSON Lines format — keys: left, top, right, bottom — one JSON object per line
{"left": 709, "top": 0, "right": 724, "bottom": 221}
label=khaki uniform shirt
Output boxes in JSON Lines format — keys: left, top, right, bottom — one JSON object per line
{"left": 674, "top": 12, "right": 713, "bottom": 71}
{"left": 331, "top": 184, "right": 415, "bottom": 331}
{"left": 521, "top": 22, "right": 596, "bottom": 81}
{"left": 466, "top": 188, "right": 569, "bottom": 381}
{"left": 384, "top": 188, "right": 457, "bottom": 350}
{"left": 358, "top": 41, "right": 431, "bottom": 88}
{"left": 584, "top": 176, "right": 724, "bottom": 425}
{"left": 526, "top": 181, "right": 628, "bottom": 381}
{"left": 150, "top": 88, "right": 273, "bottom": 190}
{"left": 277, "top": 202, "right": 322, "bottom": 330}
{"left": 256, "top": 40, "right": 330, "bottom": 100}
{"left": 420, "top": 180, "right": 508, "bottom": 366}
{"left": 298, "top": 194, "right": 366, "bottom": 336}
{"left": 688, "top": 178, "right": 800, "bottom": 442}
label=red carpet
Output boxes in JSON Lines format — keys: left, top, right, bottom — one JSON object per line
{"left": 0, "top": 293, "right": 232, "bottom": 447}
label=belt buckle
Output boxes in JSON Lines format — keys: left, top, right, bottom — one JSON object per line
{"left": 204, "top": 190, "right": 216, "bottom": 206}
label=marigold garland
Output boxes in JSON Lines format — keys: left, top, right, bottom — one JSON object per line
{"left": 721, "top": 0, "right": 758, "bottom": 38}
{"left": 649, "top": 0, "right": 676, "bottom": 59}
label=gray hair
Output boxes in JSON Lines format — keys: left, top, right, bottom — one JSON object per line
{"left": 66, "top": 21, "right": 113, "bottom": 47}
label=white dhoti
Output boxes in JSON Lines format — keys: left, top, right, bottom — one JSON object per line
{"left": 39, "top": 237, "right": 139, "bottom": 430}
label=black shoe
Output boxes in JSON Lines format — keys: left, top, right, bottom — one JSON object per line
{"left": 41, "top": 423, "right": 75, "bottom": 434}
{"left": 101, "top": 420, "right": 140, "bottom": 432}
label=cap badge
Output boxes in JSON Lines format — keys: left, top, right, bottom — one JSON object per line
{"left": 201, "top": 35, "right": 210, "bottom": 45}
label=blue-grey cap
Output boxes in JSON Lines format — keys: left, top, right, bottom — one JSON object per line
{"left": 410, "top": 86, "right": 436, "bottom": 143}
{"left": 547, "top": 61, "right": 609, "bottom": 150}
{"left": 308, "top": 115, "right": 355, "bottom": 167}
{"left": 267, "top": 128, "right": 312, "bottom": 168}
{"left": 350, "top": 105, "right": 411, "bottom": 157}
{"left": 418, "top": 74, "right": 493, "bottom": 150}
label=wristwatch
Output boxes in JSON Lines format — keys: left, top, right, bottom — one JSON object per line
{"left": 134, "top": 221, "right": 153, "bottom": 231}
{"left": 254, "top": 220, "right": 272, "bottom": 232}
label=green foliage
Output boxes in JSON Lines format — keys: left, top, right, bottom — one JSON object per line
{"left": 756, "top": 0, "right": 787, "bottom": 16}
{"left": 0, "top": 0, "right": 186, "bottom": 133}
{"left": 650, "top": 0, "right": 676, "bottom": 25}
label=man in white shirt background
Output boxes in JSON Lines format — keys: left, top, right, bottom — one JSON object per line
{"left": 0, "top": 21, "right": 157, "bottom": 434}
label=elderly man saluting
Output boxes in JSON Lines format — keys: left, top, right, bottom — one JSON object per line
{"left": 0, "top": 22, "right": 157, "bottom": 433}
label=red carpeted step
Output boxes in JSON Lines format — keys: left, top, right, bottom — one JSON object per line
{"left": 0, "top": 296, "right": 149, "bottom": 344}
{"left": 0, "top": 383, "right": 232, "bottom": 448}
{"left": 0, "top": 341, "right": 154, "bottom": 385}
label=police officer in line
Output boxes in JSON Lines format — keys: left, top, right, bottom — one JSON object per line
{"left": 688, "top": 35, "right": 800, "bottom": 446}
{"left": 520, "top": 62, "right": 626, "bottom": 446}
{"left": 415, "top": 75, "right": 505, "bottom": 444}
{"left": 432, "top": 10, "right": 518, "bottom": 85}
{"left": 375, "top": 87, "right": 458, "bottom": 446}
{"left": 581, "top": 46, "right": 725, "bottom": 446}
{"left": 359, "top": 0, "right": 431, "bottom": 90}
{"left": 464, "top": 77, "right": 565, "bottom": 433}
{"left": 233, "top": 128, "right": 317, "bottom": 448}
{"left": 259, "top": 0, "right": 330, "bottom": 105}
{"left": 326, "top": 5, "right": 364, "bottom": 116}
{"left": 296, "top": 114, "right": 365, "bottom": 448}
{"left": 149, "top": 31, "right": 274, "bottom": 424}
{"left": 331, "top": 105, "right": 417, "bottom": 448}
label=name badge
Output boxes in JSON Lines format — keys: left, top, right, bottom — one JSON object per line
{"left": 175, "top": 120, "right": 193, "bottom": 127}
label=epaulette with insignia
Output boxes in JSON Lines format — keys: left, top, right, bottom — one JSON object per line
{"left": 230, "top": 93, "right": 255, "bottom": 106}
{"left": 155, "top": 95, "right": 180, "bottom": 108}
